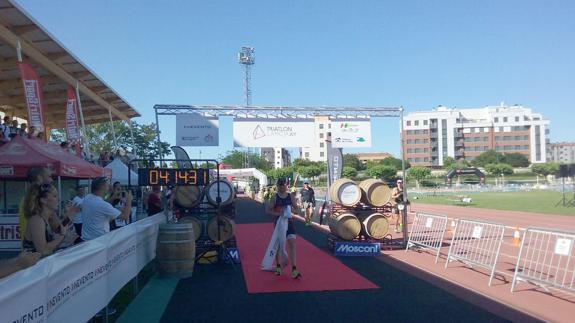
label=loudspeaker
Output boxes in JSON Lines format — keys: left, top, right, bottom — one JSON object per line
{"left": 558, "top": 165, "right": 569, "bottom": 178}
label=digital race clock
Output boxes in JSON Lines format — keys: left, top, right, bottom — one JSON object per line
{"left": 138, "top": 168, "right": 210, "bottom": 186}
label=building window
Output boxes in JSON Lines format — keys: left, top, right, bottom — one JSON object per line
{"left": 327, "top": 132, "right": 331, "bottom": 138}
{"left": 319, "top": 124, "right": 324, "bottom": 129}
{"left": 515, "top": 116, "right": 519, "bottom": 122}
{"left": 494, "top": 117, "right": 499, "bottom": 122}
{"left": 503, "top": 117, "right": 508, "bottom": 122}
{"left": 319, "top": 133, "right": 324, "bottom": 139}
{"left": 415, "top": 120, "right": 419, "bottom": 126}
{"left": 407, "top": 121, "right": 411, "bottom": 126}
{"left": 320, "top": 152, "right": 324, "bottom": 157}
{"left": 305, "top": 152, "right": 309, "bottom": 158}
{"left": 319, "top": 142, "right": 324, "bottom": 148}
{"left": 424, "top": 120, "right": 428, "bottom": 125}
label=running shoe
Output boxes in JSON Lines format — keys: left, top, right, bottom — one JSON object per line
{"left": 291, "top": 269, "right": 302, "bottom": 279}
{"left": 275, "top": 266, "right": 282, "bottom": 276}
{"left": 305, "top": 220, "right": 311, "bottom": 226}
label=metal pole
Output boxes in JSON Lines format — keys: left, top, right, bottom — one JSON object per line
{"left": 75, "top": 82, "right": 91, "bottom": 158}
{"left": 16, "top": 40, "right": 22, "bottom": 62}
{"left": 400, "top": 107, "right": 408, "bottom": 242}
{"left": 155, "top": 107, "right": 163, "bottom": 165}
{"left": 108, "top": 107, "right": 118, "bottom": 149}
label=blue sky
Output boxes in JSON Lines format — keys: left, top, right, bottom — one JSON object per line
{"left": 15, "top": 0, "right": 575, "bottom": 160}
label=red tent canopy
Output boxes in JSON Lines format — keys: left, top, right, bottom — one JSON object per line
{"left": 0, "top": 136, "right": 111, "bottom": 179}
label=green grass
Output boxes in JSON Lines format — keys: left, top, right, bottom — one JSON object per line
{"left": 411, "top": 190, "right": 575, "bottom": 216}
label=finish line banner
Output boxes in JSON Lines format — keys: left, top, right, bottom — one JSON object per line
{"left": 330, "top": 119, "right": 372, "bottom": 148}
{"left": 176, "top": 113, "right": 219, "bottom": 146}
{"left": 233, "top": 118, "right": 314, "bottom": 147}
{"left": 0, "top": 214, "right": 164, "bottom": 323}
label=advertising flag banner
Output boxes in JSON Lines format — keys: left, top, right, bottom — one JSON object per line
{"left": 233, "top": 118, "right": 315, "bottom": 147}
{"left": 176, "top": 113, "right": 219, "bottom": 146}
{"left": 330, "top": 118, "right": 372, "bottom": 148}
{"left": 326, "top": 139, "right": 343, "bottom": 203}
{"left": 65, "top": 87, "right": 81, "bottom": 146}
{"left": 18, "top": 61, "right": 46, "bottom": 133}
{"left": 170, "top": 146, "right": 193, "bottom": 169}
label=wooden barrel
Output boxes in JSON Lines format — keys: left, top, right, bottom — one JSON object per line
{"left": 156, "top": 222, "right": 196, "bottom": 278}
{"left": 359, "top": 179, "right": 391, "bottom": 207}
{"left": 362, "top": 213, "right": 389, "bottom": 239}
{"left": 175, "top": 186, "right": 203, "bottom": 208}
{"left": 206, "top": 179, "right": 235, "bottom": 206}
{"left": 178, "top": 216, "right": 203, "bottom": 241}
{"left": 330, "top": 178, "right": 362, "bottom": 207}
{"left": 328, "top": 212, "right": 361, "bottom": 240}
{"left": 207, "top": 216, "right": 236, "bottom": 242}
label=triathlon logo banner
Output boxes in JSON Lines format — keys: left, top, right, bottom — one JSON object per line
{"left": 233, "top": 118, "right": 314, "bottom": 147}
{"left": 330, "top": 118, "right": 372, "bottom": 148}
{"left": 65, "top": 87, "right": 81, "bottom": 150}
{"left": 176, "top": 113, "right": 219, "bottom": 146}
{"left": 18, "top": 61, "right": 46, "bottom": 133}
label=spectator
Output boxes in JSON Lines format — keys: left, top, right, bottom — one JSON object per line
{"left": 299, "top": 181, "right": 316, "bottom": 226}
{"left": 147, "top": 186, "right": 162, "bottom": 216}
{"left": 0, "top": 251, "right": 41, "bottom": 279}
{"left": 0, "top": 130, "right": 8, "bottom": 146}
{"left": 81, "top": 177, "right": 132, "bottom": 241}
{"left": 71, "top": 186, "right": 85, "bottom": 237}
{"left": 22, "top": 183, "right": 77, "bottom": 256}
{"left": 19, "top": 123, "right": 27, "bottom": 137}
{"left": 9, "top": 120, "right": 19, "bottom": 139}
{"left": 19, "top": 167, "right": 56, "bottom": 244}
{"left": 0, "top": 115, "right": 11, "bottom": 139}
{"left": 60, "top": 141, "right": 69, "bottom": 150}
{"left": 36, "top": 132, "right": 45, "bottom": 141}
{"left": 27, "top": 126, "right": 36, "bottom": 139}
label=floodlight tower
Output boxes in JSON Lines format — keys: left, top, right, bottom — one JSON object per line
{"left": 238, "top": 46, "right": 255, "bottom": 168}
{"left": 238, "top": 46, "right": 255, "bottom": 107}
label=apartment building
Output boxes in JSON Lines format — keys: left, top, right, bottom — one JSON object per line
{"left": 300, "top": 116, "right": 331, "bottom": 162}
{"left": 261, "top": 147, "right": 292, "bottom": 169}
{"left": 403, "top": 104, "right": 550, "bottom": 167}
{"left": 547, "top": 142, "right": 575, "bottom": 164}
{"left": 356, "top": 152, "right": 393, "bottom": 165}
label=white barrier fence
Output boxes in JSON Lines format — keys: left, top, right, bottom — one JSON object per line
{"left": 511, "top": 227, "right": 575, "bottom": 294}
{"left": 445, "top": 219, "right": 505, "bottom": 286}
{"left": 406, "top": 213, "right": 448, "bottom": 263}
{"left": 0, "top": 213, "right": 165, "bottom": 323}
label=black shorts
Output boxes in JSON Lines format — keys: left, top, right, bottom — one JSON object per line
{"left": 275, "top": 219, "right": 296, "bottom": 237}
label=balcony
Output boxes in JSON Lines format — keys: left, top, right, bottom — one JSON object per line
{"left": 455, "top": 140, "right": 464, "bottom": 147}
{"left": 454, "top": 150, "right": 464, "bottom": 157}
{"left": 454, "top": 130, "right": 464, "bottom": 138}
{"left": 429, "top": 132, "right": 438, "bottom": 139}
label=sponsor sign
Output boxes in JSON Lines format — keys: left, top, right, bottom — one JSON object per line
{"left": 326, "top": 140, "right": 343, "bottom": 191}
{"left": 225, "top": 247, "right": 241, "bottom": 263}
{"left": 554, "top": 238, "right": 572, "bottom": 256}
{"left": 65, "top": 86, "right": 81, "bottom": 155}
{"left": 330, "top": 119, "right": 371, "bottom": 148}
{"left": 472, "top": 226, "right": 483, "bottom": 239}
{"left": 335, "top": 242, "right": 380, "bottom": 256}
{"left": 176, "top": 113, "right": 219, "bottom": 146}
{"left": 0, "top": 166, "right": 14, "bottom": 176}
{"left": 18, "top": 61, "right": 46, "bottom": 133}
{"left": 233, "top": 118, "right": 315, "bottom": 147}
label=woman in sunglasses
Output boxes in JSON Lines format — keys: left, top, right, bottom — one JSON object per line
{"left": 22, "top": 184, "right": 77, "bottom": 256}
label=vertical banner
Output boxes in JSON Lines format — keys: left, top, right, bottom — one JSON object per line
{"left": 170, "top": 146, "right": 193, "bottom": 168}
{"left": 326, "top": 140, "right": 343, "bottom": 202}
{"left": 18, "top": 61, "right": 46, "bottom": 134}
{"left": 65, "top": 87, "right": 82, "bottom": 156}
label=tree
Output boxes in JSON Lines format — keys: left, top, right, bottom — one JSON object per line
{"left": 342, "top": 166, "right": 358, "bottom": 178}
{"left": 266, "top": 168, "right": 293, "bottom": 182}
{"left": 343, "top": 154, "right": 364, "bottom": 171}
{"left": 365, "top": 165, "right": 396, "bottom": 181}
{"left": 407, "top": 167, "right": 431, "bottom": 189}
{"left": 298, "top": 165, "right": 322, "bottom": 181}
{"left": 380, "top": 156, "right": 410, "bottom": 170}
{"left": 502, "top": 153, "right": 529, "bottom": 168}
{"left": 443, "top": 157, "right": 456, "bottom": 169}
{"left": 222, "top": 150, "right": 272, "bottom": 171}
{"left": 484, "top": 163, "right": 514, "bottom": 175}
{"left": 531, "top": 162, "right": 559, "bottom": 176}
{"left": 471, "top": 150, "right": 504, "bottom": 167}
{"left": 50, "top": 120, "right": 170, "bottom": 167}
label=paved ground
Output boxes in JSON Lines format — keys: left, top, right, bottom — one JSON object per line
{"left": 118, "top": 197, "right": 565, "bottom": 322}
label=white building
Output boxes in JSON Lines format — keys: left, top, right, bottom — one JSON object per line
{"left": 261, "top": 147, "right": 292, "bottom": 169}
{"left": 547, "top": 142, "right": 575, "bottom": 164}
{"left": 300, "top": 116, "right": 330, "bottom": 162}
{"left": 403, "top": 104, "right": 550, "bottom": 167}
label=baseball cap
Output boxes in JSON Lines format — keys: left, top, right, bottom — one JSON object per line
{"left": 304, "top": 181, "right": 309, "bottom": 184}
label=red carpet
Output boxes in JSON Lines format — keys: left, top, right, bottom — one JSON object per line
{"left": 235, "top": 223, "right": 379, "bottom": 294}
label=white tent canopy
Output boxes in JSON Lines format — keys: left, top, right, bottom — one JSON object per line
{"left": 217, "top": 168, "right": 268, "bottom": 187}
{"left": 105, "top": 158, "right": 139, "bottom": 186}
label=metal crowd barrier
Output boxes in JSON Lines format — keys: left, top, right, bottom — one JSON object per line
{"left": 406, "top": 212, "right": 448, "bottom": 263}
{"left": 511, "top": 227, "right": 575, "bottom": 294}
{"left": 445, "top": 219, "right": 505, "bottom": 286}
